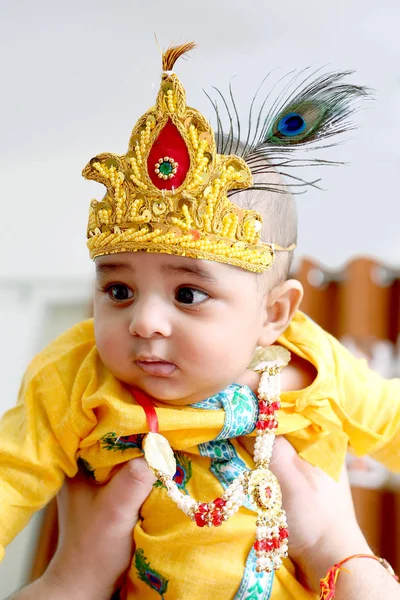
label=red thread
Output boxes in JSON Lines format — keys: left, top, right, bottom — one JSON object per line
{"left": 131, "top": 388, "right": 159, "bottom": 433}
{"left": 319, "top": 554, "right": 399, "bottom": 599}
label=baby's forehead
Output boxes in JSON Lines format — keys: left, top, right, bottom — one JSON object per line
{"left": 94, "top": 251, "right": 257, "bottom": 283}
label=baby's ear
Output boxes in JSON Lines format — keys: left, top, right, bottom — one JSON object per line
{"left": 257, "top": 279, "right": 303, "bottom": 347}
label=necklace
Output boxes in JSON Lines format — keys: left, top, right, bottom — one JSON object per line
{"left": 140, "top": 345, "right": 290, "bottom": 573}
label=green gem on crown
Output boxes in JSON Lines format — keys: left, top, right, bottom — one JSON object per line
{"left": 159, "top": 161, "right": 173, "bottom": 175}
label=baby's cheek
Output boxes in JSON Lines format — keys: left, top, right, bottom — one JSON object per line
{"left": 95, "top": 322, "right": 123, "bottom": 363}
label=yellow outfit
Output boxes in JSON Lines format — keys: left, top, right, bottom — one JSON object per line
{"left": 1, "top": 311, "right": 400, "bottom": 600}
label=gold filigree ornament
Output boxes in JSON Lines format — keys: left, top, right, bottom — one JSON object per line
{"left": 246, "top": 468, "right": 283, "bottom": 517}
{"left": 83, "top": 42, "right": 294, "bottom": 273}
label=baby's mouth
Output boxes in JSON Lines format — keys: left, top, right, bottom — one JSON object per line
{"left": 134, "top": 357, "right": 177, "bottom": 377}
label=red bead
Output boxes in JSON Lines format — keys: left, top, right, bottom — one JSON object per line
{"left": 266, "top": 419, "right": 278, "bottom": 430}
{"left": 254, "top": 539, "right": 275, "bottom": 552}
{"left": 258, "top": 401, "right": 270, "bottom": 414}
{"left": 265, "top": 541, "right": 274, "bottom": 552}
{"left": 197, "top": 503, "right": 208, "bottom": 514}
{"left": 272, "top": 538, "right": 280, "bottom": 549}
{"left": 259, "top": 400, "right": 281, "bottom": 415}
{"left": 195, "top": 513, "right": 207, "bottom": 527}
{"left": 254, "top": 539, "right": 266, "bottom": 552}
{"left": 211, "top": 511, "right": 223, "bottom": 526}
{"left": 213, "top": 497, "right": 226, "bottom": 509}
{"left": 279, "top": 528, "right": 289, "bottom": 539}
{"left": 256, "top": 420, "right": 268, "bottom": 430}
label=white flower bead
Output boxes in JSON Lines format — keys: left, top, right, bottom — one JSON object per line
{"left": 273, "top": 557, "right": 282, "bottom": 569}
{"left": 271, "top": 526, "right": 279, "bottom": 536}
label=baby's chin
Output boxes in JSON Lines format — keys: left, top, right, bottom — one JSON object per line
{"left": 130, "top": 378, "right": 225, "bottom": 406}
{"left": 130, "top": 379, "right": 202, "bottom": 406}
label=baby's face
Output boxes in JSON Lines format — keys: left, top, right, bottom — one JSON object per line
{"left": 93, "top": 251, "right": 267, "bottom": 405}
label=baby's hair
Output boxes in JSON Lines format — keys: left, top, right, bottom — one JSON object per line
{"left": 221, "top": 134, "right": 297, "bottom": 287}
{"left": 232, "top": 169, "right": 298, "bottom": 288}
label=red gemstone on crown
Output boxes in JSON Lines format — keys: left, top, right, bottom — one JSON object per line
{"left": 147, "top": 119, "right": 190, "bottom": 191}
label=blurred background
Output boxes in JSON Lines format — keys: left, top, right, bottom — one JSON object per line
{"left": 1, "top": 0, "right": 400, "bottom": 596}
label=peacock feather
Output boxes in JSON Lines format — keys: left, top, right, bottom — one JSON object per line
{"left": 135, "top": 548, "right": 169, "bottom": 598}
{"left": 205, "top": 68, "right": 371, "bottom": 194}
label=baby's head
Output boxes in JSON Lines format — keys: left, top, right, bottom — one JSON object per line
{"left": 93, "top": 174, "right": 302, "bottom": 405}
{"left": 85, "top": 41, "right": 368, "bottom": 405}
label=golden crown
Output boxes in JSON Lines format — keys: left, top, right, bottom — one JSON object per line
{"left": 83, "top": 43, "right": 289, "bottom": 272}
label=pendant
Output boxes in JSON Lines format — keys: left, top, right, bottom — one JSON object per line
{"left": 245, "top": 468, "right": 289, "bottom": 571}
{"left": 246, "top": 468, "right": 282, "bottom": 517}
{"left": 143, "top": 432, "right": 177, "bottom": 477}
{"left": 249, "top": 345, "right": 290, "bottom": 372}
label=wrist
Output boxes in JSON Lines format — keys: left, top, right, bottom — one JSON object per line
{"left": 42, "top": 557, "right": 115, "bottom": 600}
{"left": 294, "top": 530, "right": 372, "bottom": 593}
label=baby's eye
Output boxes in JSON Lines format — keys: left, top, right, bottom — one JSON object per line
{"left": 107, "top": 284, "right": 134, "bottom": 302}
{"left": 176, "top": 287, "right": 209, "bottom": 305}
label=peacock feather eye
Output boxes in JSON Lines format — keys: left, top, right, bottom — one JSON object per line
{"left": 268, "top": 101, "right": 326, "bottom": 145}
{"left": 277, "top": 112, "right": 306, "bottom": 137}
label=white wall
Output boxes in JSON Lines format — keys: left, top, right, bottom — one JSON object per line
{"left": 0, "top": 0, "right": 399, "bottom": 595}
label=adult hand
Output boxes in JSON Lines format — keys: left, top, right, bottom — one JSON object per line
{"left": 12, "top": 458, "right": 155, "bottom": 600}
{"left": 269, "top": 436, "right": 371, "bottom": 591}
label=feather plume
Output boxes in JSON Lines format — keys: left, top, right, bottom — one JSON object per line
{"left": 162, "top": 41, "right": 196, "bottom": 72}
{"left": 205, "top": 69, "right": 371, "bottom": 194}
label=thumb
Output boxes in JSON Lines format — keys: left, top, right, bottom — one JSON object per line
{"left": 235, "top": 369, "right": 260, "bottom": 394}
{"left": 269, "top": 436, "right": 302, "bottom": 497}
{"left": 100, "top": 458, "right": 156, "bottom": 531}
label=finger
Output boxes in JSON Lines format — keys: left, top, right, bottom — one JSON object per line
{"left": 99, "top": 458, "right": 156, "bottom": 529}
{"left": 269, "top": 436, "right": 313, "bottom": 498}
{"left": 235, "top": 369, "right": 260, "bottom": 393}
{"left": 269, "top": 436, "right": 299, "bottom": 472}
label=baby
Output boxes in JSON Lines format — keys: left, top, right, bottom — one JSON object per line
{"left": 1, "top": 43, "right": 400, "bottom": 600}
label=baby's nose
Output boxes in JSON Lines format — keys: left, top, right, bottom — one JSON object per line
{"left": 128, "top": 300, "right": 172, "bottom": 339}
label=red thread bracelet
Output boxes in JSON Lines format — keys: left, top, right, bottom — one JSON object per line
{"left": 320, "top": 553, "right": 399, "bottom": 599}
